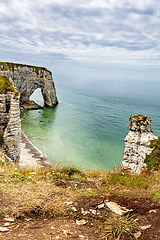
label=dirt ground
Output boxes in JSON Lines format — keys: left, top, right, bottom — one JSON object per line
{"left": 0, "top": 191, "right": 160, "bottom": 240}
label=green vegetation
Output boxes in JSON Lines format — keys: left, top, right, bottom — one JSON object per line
{"left": 0, "top": 61, "right": 51, "bottom": 74}
{"left": 0, "top": 62, "right": 9, "bottom": 70}
{"left": 152, "top": 188, "right": 160, "bottom": 200}
{"left": 0, "top": 75, "right": 14, "bottom": 94}
{"left": 103, "top": 171, "right": 157, "bottom": 190}
{"left": 145, "top": 136, "right": 160, "bottom": 171}
{"left": 60, "top": 166, "right": 85, "bottom": 178}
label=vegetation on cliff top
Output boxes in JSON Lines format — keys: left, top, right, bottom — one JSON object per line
{"left": 0, "top": 75, "right": 14, "bottom": 94}
{"left": 0, "top": 61, "right": 51, "bottom": 74}
{"left": 145, "top": 136, "right": 160, "bottom": 171}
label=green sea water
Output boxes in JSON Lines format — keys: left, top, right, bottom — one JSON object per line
{"left": 20, "top": 80, "right": 160, "bottom": 170}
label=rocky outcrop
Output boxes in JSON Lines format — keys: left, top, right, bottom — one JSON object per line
{"left": 122, "top": 114, "right": 157, "bottom": 174}
{"left": 0, "top": 75, "right": 21, "bottom": 162}
{"left": 0, "top": 62, "right": 58, "bottom": 108}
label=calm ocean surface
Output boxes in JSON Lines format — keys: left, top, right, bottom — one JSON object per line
{"left": 20, "top": 80, "right": 160, "bottom": 170}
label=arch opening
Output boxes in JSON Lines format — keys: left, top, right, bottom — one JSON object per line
{"left": 30, "top": 88, "right": 44, "bottom": 107}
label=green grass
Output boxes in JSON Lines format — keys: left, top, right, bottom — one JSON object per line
{"left": 145, "top": 136, "right": 160, "bottom": 171}
{"left": 102, "top": 171, "right": 156, "bottom": 190}
{"left": 0, "top": 62, "right": 9, "bottom": 71}
{"left": 0, "top": 62, "right": 51, "bottom": 74}
{"left": 60, "top": 166, "right": 85, "bottom": 178}
{"left": 0, "top": 75, "right": 14, "bottom": 94}
{"left": 152, "top": 188, "right": 160, "bottom": 200}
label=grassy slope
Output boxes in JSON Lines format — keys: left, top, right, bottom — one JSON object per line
{"left": 0, "top": 151, "right": 160, "bottom": 239}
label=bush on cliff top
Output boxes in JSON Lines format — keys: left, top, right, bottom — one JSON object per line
{"left": 0, "top": 75, "right": 14, "bottom": 94}
{"left": 145, "top": 136, "right": 160, "bottom": 171}
{"left": 0, "top": 62, "right": 9, "bottom": 71}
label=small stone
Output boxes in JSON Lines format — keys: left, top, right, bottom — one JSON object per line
{"left": 4, "top": 223, "right": 10, "bottom": 226}
{"left": 76, "top": 219, "right": 88, "bottom": 226}
{"left": 64, "top": 201, "right": 73, "bottom": 205}
{"left": 89, "top": 209, "right": 97, "bottom": 215}
{"left": 139, "top": 225, "right": 151, "bottom": 230}
{"left": 134, "top": 231, "right": 141, "bottom": 239}
{"left": 62, "top": 229, "right": 68, "bottom": 236}
{"left": 79, "top": 235, "right": 86, "bottom": 239}
{"left": 97, "top": 203, "right": 105, "bottom": 209}
{"left": 0, "top": 227, "right": 9, "bottom": 232}
{"left": 134, "top": 218, "right": 139, "bottom": 222}
{"left": 25, "top": 218, "right": 31, "bottom": 221}
{"left": 149, "top": 209, "right": 157, "bottom": 213}
{"left": 51, "top": 226, "right": 54, "bottom": 229}
{"left": 4, "top": 217, "right": 14, "bottom": 222}
{"left": 81, "top": 208, "right": 89, "bottom": 215}
{"left": 72, "top": 207, "right": 77, "bottom": 212}
{"left": 105, "top": 201, "right": 133, "bottom": 215}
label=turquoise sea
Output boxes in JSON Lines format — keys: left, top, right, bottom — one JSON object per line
{"left": 20, "top": 80, "right": 160, "bottom": 171}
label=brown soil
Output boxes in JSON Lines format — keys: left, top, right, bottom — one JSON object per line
{"left": 0, "top": 191, "right": 160, "bottom": 239}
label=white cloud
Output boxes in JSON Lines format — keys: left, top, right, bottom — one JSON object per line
{"left": 0, "top": 0, "right": 160, "bottom": 67}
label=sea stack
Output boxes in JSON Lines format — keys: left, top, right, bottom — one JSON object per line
{"left": 0, "top": 75, "right": 21, "bottom": 162}
{"left": 122, "top": 114, "right": 157, "bottom": 174}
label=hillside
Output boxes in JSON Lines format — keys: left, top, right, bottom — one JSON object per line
{"left": 0, "top": 152, "right": 160, "bottom": 239}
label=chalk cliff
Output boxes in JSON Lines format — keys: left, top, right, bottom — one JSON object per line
{"left": 122, "top": 114, "right": 157, "bottom": 174}
{"left": 0, "top": 75, "right": 21, "bottom": 161}
{"left": 0, "top": 62, "right": 58, "bottom": 108}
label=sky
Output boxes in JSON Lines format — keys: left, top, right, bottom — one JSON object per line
{"left": 1, "top": 0, "right": 160, "bottom": 84}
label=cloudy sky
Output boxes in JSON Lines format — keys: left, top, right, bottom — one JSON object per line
{"left": 1, "top": 0, "right": 160, "bottom": 83}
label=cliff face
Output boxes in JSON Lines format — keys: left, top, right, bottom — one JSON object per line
{"left": 0, "top": 62, "right": 58, "bottom": 108}
{"left": 0, "top": 75, "right": 21, "bottom": 161}
{"left": 122, "top": 114, "right": 157, "bottom": 174}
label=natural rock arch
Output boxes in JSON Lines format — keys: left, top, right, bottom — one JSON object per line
{"left": 0, "top": 62, "right": 58, "bottom": 108}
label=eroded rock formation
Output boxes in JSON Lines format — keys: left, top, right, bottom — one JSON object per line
{"left": 0, "top": 62, "right": 58, "bottom": 108}
{"left": 0, "top": 75, "right": 21, "bottom": 161}
{"left": 122, "top": 114, "right": 157, "bottom": 174}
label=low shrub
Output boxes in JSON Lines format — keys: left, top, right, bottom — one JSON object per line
{"left": 145, "top": 137, "right": 160, "bottom": 171}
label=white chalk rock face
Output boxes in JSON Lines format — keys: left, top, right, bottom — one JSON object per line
{"left": 0, "top": 76, "right": 21, "bottom": 162}
{"left": 122, "top": 114, "right": 157, "bottom": 174}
